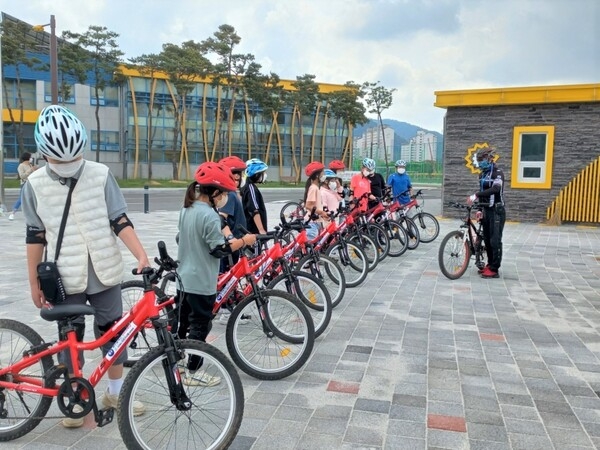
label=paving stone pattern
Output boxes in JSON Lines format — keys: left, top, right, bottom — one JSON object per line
{"left": 0, "top": 199, "right": 599, "bottom": 449}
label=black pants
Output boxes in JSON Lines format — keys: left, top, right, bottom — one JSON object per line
{"left": 171, "top": 290, "right": 215, "bottom": 371}
{"left": 482, "top": 204, "right": 506, "bottom": 272}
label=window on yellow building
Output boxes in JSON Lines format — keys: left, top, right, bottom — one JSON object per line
{"left": 511, "top": 125, "right": 555, "bottom": 189}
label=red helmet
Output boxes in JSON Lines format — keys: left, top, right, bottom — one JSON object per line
{"left": 328, "top": 160, "right": 345, "bottom": 171}
{"left": 219, "top": 155, "right": 247, "bottom": 172}
{"left": 194, "top": 162, "right": 237, "bottom": 191}
{"left": 305, "top": 161, "right": 325, "bottom": 177}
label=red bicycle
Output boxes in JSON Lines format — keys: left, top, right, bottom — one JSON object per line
{"left": 0, "top": 242, "right": 244, "bottom": 450}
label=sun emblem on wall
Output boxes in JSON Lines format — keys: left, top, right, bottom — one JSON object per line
{"left": 465, "top": 143, "right": 500, "bottom": 174}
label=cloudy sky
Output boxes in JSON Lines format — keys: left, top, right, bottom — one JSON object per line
{"left": 3, "top": 0, "right": 598, "bottom": 133}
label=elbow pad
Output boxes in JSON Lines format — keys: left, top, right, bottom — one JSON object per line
{"left": 209, "top": 242, "right": 233, "bottom": 258}
{"left": 26, "top": 226, "right": 47, "bottom": 245}
{"left": 110, "top": 213, "right": 134, "bottom": 236}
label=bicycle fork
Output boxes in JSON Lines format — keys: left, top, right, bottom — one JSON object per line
{"left": 154, "top": 319, "right": 192, "bottom": 411}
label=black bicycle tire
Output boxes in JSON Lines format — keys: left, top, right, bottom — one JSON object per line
{"left": 118, "top": 339, "right": 244, "bottom": 450}
{"left": 366, "top": 223, "right": 390, "bottom": 260}
{"left": 296, "top": 254, "right": 346, "bottom": 309}
{"left": 348, "top": 232, "right": 379, "bottom": 272}
{"left": 402, "top": 216, "right": 420, "bottom": 250}
{"left": 325, "top": 241, "right": 368, "bottom": 287}
{"left": 414, "top": 212, "right": 440, "bottom": 243}
{"left": 0, "top": 319, "right": 55, "bottom": 441}
{"left": 385, "top": 219, "right": 409, "bottom": 257}
{"left": 226, "top": 289, "right": 315, "bottom": 380}
{"left": 279, "top": 201, "right": 306, "bottom": 224}
{"left": 438, "top": 230, "right": 471, "bottom": 280}
{"left": 267, "top": 271, "right": 332, "bottom": 338}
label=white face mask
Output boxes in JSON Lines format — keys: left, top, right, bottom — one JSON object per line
{"left": 48, "top": 159, "right": 84, "bottom": 178}
{"left": 215, "top": 193, "right": 228, "bottom": 209}
{"left": 261, "top": 172, "right": 268, "bottom": 183}
{"left": 397, "top": 168, "right": 406, "bottom": 174}
{"left": 328, "top": 181, "right": 338, "bottom": 191}
{"left": 319, "top": 174, "right": 327, "bottom": 183}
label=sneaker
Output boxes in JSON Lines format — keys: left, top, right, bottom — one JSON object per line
{"left": 218, "top": 311, "right": 231, "bottom": 325}
{"left": 183, "top": 370, "right": 221, "bottom": 387}
{"left": 477, "top": 264, "right": 489, "bottom": 274}
{"left": 101, "top": 388, "right": 146, "bottom": 416}
{"left": 8, "top": 213, "right": 14, "bottom": 221}
{"left": 62, "top": 404, "right": 84, "bottom": 428}
{"left": 480, "top": 267, "right": 499, "bottom": 278}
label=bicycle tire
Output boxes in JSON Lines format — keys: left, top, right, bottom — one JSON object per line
{"left": 366, "top": 223, "right": 390, "bottom": 260}
{"left": 296, "top": 254, "right": 346, "bottom": 308}
{"left": 0, "top": 319, "right": 55, "bottom": 441}
{"left": 118, "top": 339, "right": 244, "bottom": 450}
{"left": 267, "top": 271, "right": 332, "bottom": 338}
{"left": 226, "top": 289, "right": 315, "bottom": 380}
{"left": 385, "top": 219, "right": 409, "bottom": 257}
{"left": 325, "top": 241, "right": 368, "bottom": 288}
{"left": 121, "top": 279, "right": 174, "bottom": 367}
{"left": 279, "top": 201, "right": 306, "bottom": 224}
{"left": 438, "top": 230, "right": 471, "bottom": 280}
{"left": 402, "top": 217, "right": 420, "bottom": 250}
{"left": 414, "top": 212, "right": 440, "bottom": 243}
{"left": 348, "top": 232, "right": 380, "bottom": 272}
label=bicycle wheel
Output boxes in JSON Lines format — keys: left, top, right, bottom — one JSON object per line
{"left": 296, "top": 254, "right": 346, "bottom": 308}
{"left": 226, "top": 289, "right": 315, "bottom": 380}
{"left": 267, "top": 271, "right": 332, "bottom": 338}
{"left": 367, "top": 223, "right": 390, "bottom": 260}
{"left": 385, "top": 220, "right": 409, "bottom": 257}
{"left": 0, "top": 319, "right": 55, "bottom": 441}
{"left": 325, "top": 241, "right": 368, "bottom": 288}
{"left": 438, "top": 230, "right": 471, "bottom": 280}
{"left": 280, "top": 201, "right": 306, "bottom": 224}
{"left": 348, "top": 232, "right": 379, "bottom": 272}
{"left": 121, "top": 279, "right": 173, "bottom": 367}
{"left": 402, "top": 217, "right": 420, "bottom": 250}
{"left": 413, "top": 212, "right": 440, "bottom": 243}
{"left": 118, "top": 339, "right": 244, "bottom": 450}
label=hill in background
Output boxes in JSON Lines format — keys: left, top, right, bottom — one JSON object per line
{"left": 353, "top": 119, "right": 443, "bottom": 143}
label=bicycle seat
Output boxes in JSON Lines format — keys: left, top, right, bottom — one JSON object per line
{"left": 40, "top": 304, "right": 96, "bottom": 322}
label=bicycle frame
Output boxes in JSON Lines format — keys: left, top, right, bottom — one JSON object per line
{"left": 0, "top": 284, "right": 174, "bottom": 397}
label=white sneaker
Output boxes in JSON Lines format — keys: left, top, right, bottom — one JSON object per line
{"left": 101, "top": 388, "right": 146, "bottom": 416}
{"left": 183, "top": 370, "right": 221, "bottom": 387}
{"left": 62, "top": 404, "right": 84, "bottom": 428}
{"left": 218, "top": 311, "right": 231, "bottom": 325}
{"left": 8, "top": 213, "right": 14, "bottom": 221}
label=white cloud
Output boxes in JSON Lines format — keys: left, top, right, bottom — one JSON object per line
{"left": 2, "top": 0, "right": 598, "bottom": 133}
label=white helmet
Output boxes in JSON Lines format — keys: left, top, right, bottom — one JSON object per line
{"left": 34, "top": 105, "right": 87, "bottom": 161}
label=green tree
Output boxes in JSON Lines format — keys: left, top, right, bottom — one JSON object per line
{"left": 364, "top": 81, "right": 396, "bottom": 177}
{"left": 56, "top": 40, "right": 88, "bottom": 103}
{"left": 62, "top": 25, "right": 124, "bottom": 162}
{"left": 158, "top": 41, "right": 211, "bottom": 178}
{"left": 290, "top": 74, "right": 319, "bottom": 181}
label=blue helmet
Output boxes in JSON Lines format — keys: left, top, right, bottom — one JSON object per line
{"left": 245, "top": 158, "right": 268, "bottom": 177}
{"left": 362, "top": 158, "right": 376, "bottom": 171}
{"left": 395, "top": 159, "right": 407, "bottom": 167}
{"left": 323, "top": 169, "right": 336, "bottom": 178}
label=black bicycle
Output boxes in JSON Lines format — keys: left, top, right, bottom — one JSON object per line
{"left": 438, "top": 202, "right": 486, "bottom": 279}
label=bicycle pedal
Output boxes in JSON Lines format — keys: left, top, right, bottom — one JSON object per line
{"left": 95, "top": 407, "right": 114, "bottom": 427}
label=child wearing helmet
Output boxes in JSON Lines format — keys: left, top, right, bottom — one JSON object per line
{"left": 175, "top": 162, "right": 256, "bottom": 385}
{"left": 241, "top": 158, "right": 268, "bottom": 234}
{"left": 328, "top": 159, "right": 348, "bottom": 199}
{"left": 350, "top": 158, "right": 375, "bottom": 211}
{"left": 22, "top": 105, "right": 150, "bottom": 427}
{"left": 303, "top": 161, "right": 329, "bottom": 240}
{"left": 387, "top": 160, "right": 412, "bottom": 205}
{"left": 320, "top": 169, "right": 342, "bottom": 215}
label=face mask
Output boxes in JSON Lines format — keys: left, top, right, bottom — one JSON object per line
{"left": 328, "top": 181, "right": 337, "bottom": 191}
{"left": 238, "top": 175, "right": 246, "bottom": 188}
{"left": 319, "top": 174, "right": 327, "bottom": 183}
{"left": 478, "top": 160, "right": 491, "bottom": 171}
{"left": 48, "top": 159, "right": 84, "bottom": 178}
{"left": 215, "top": 193, "right": 228, "bottom": 209}
{"left": 397, "top": 168, "right": 406, "bottom": 174}
{"left": 261, "top": 172, "right": 268, "bottom": 183}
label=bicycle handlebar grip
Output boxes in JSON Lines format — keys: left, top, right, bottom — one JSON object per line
{"left": 157, "top": 240, "right": 168, "bottom": 260}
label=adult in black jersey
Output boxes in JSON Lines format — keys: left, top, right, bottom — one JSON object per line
{"left": 468, "top": 147, "right": 506, "bottom": 278}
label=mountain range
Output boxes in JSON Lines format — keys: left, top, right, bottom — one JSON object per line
{"left": 353, "top": 119, "right": 443, "bottom": 144}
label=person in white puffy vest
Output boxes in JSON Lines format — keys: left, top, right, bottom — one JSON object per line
{"left": 22, "top": 105, "right": 149, "bottom": 428}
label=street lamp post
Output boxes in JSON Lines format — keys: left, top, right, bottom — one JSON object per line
{"left": 33, "top": 15, "right": 58, "bottom": 104}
